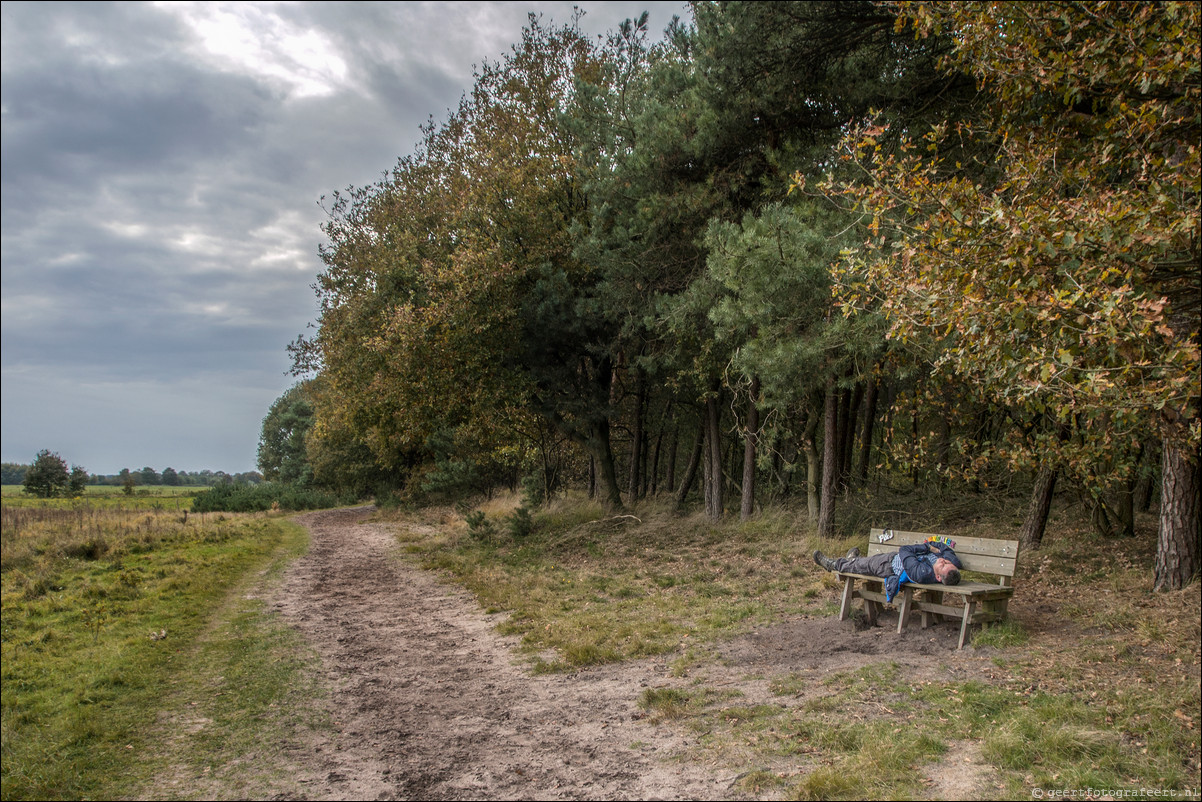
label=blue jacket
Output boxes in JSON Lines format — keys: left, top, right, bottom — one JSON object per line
{"left": 899, "top": 541, "right": 962, "bottom": 585}
{"left": 884, "top": 542, "right": 962, "bottom": 601}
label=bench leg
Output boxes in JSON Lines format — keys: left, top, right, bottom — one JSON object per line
{"left": 865, "top": 599, "right": 879, "bottom": 626}
{"left": 920, "top": 590, "right": 944, "bottom": 629}
{"left": 839, "top": 576, "right": 855, "bottom": 621}
{"left": 957, "top": 600, "right": 977, "bottom": 649}
{"left": 897, "top": 587, "right": 914, "bottom": 634}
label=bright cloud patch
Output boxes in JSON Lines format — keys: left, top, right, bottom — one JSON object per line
{"left": 160, "top": 2, "right": 351, "bottom": 98}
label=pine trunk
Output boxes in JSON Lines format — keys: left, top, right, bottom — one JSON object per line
{"left": 804, "top": 410, "right": 820, "bottom": 524}
{"left": 704, "top": 393, "right": 724, "bottom": 521}
{"left": 855, "top": 378, "right": 878, "bottom": 487}
{"left": 588, "top": 419, "right": 623, "bottom": 512}
{"left": 628, "top": 372, "right": 645, "bottom": 500}
{"left": 817, "top": 383, "right": 839, "bottom": 538}
{"left": 741, "top": 377, "right": 760, "bottom": 521}
{"left": 841, "top": 383, "right": 862, "bottom": 494}
{"left": 666, "top": 423, "right": 679, "bottom": 497}
{"left": 674, "top": 423, "right": 703, "bottom": 508}
{"left": 649, "top": 429, "right": 663, "bottom": 497}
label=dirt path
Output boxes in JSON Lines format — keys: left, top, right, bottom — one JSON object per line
{"left": 271, "top": 506, "right": 746, "bottom": 801}
{"left": 255, "top": 506, "right": 1001, "bottom": 801}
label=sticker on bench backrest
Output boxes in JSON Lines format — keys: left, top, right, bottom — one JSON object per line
{"left": 926, "top": 534, "right": 956, "bottom": 549}
{"left": 878, "top": 529, "right": 894, "bottom": 543}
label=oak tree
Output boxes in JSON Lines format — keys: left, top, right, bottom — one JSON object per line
{"left": 825, "top": 1, "right": 1199, "bottom": 587}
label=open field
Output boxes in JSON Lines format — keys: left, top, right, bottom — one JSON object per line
{"left": 2, "top": 484, "right": 206, "bottom": 495}
{"left": 2, "top": 484, "right": 205, "bottom": 502}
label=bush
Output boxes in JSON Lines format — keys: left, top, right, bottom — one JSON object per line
{"left": 464, "top": 510, "right": 495, "bottom": 541}
{"left": 507, "top": 506, "right": 535, "bottom": 538}
{"left": 191, "top": 482, "right": 344, "bottom": 513}
{"left": 520, "top": 473, "right": 546, "bottom": 508}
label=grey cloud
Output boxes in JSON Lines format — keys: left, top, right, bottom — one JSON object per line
{"left": 1, "top": 1, "right": 689, "bottom": 473}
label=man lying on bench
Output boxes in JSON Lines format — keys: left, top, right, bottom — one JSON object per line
{"left": 814, "top": 539, "right": 962, "bottom": 603}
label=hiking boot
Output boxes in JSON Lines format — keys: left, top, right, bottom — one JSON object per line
{"left": 845, "top": 547, "right": 861, "bottom": 559}
{"left": 813, "top": 550, "right": 838, "bottom": 572}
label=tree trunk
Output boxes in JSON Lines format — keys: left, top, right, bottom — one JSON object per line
{"left": 666, "top": 423, "right": 679, "bottom": 497}
{"left": 741, "top": 377, "right": 761, "bottom": 521}
{"left": 855, "top": 378, "right": 878, "bottom": 488}
{"left": 879, "top": 382, "right": 896, "bottom": 490}
{"left": 841, "top": 384, "right": 862, "bottom": 495}
{"left": 1090, "top": 498, "right": 1118, "bottom": 538}
{"left": 1133, "top": 438, "right": 1155, "bottom": 512}
{"left": 628, "top": 371, "right": 645, "bottom": 500}
{"left": 1116, "top": 482, "right": 1135, "bottom": 537}
{"left": 674, "top": 422, "right": 703, "bottom": 508}
{"left": 817, "top": 382, "right": 839, "bottom": 538}
{"left": 587, "top": 418, "right": 623, "bottom": 512}
{"left": 804, "top": 408, "right": 820, "bottom": 524}
{"left": 834, "top": 387, "right": 849, "bottom": 491}
{"left": 1129, "top": 442, "right": 1158, "bottom": 512}
{"left": 649, "top": 428, "right": 663, "bottom": 497}
{"left": 726, "top": 435, "right": 739, "bottom": 503}
{"left": 1153, "top": 434, "right": 1200, "bottom": 591}
{"left": 1020, "top": 464, "right": 1058, "bottom": 549}
{"left": 770, "top": 436, "right": 787, "bottom": 501}
{"left": 704, "top": 392, "right": 724, "bottom": 521}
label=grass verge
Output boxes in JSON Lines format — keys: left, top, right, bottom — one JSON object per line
{"left": 1, "top": 500, "right": 317, "bottom": 800}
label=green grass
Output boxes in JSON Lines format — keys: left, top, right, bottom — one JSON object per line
{"left": 971, "top": 618, "right": 1029, "bottom": 648}
{"left": 639, "top": 687, "right": 706, "bottom": 720}
{"left": 1, "top": 498, "right": 316, "bottom": 800}
{"left": 128, "top": 544, "right": 328, "bottom": 800}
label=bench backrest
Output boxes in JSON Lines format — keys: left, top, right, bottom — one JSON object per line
{"left": 866, "top": 528, "right": 1020, "bottom": 586}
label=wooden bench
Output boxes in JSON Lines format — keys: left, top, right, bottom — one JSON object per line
{"left": 835, "top": 528, "right": 1020, "bottom": 649}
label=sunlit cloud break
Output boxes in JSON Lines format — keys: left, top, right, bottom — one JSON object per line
{"left": 159, "top": 1, "right": 352, "bottom": 98}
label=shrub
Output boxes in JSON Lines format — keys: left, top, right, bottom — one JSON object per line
{"left": 520, "top": 473, "right": 546, "bottom": 508}
{"left": 465, "top": 510, "right": 495, "bottom": 541}
{"left": 191, "top": 483, "right": 343, "bottom": 513}
{"left": 507, "top": 506, "right": 535, "bottom": 538}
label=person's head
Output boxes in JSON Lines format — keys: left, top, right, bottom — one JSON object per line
{"left": 934, "top": 558, "right": 961, "bottom": 585}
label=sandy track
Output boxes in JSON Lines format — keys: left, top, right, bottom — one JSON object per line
{"left": 272, "top": 507, "right": 747, "bottom": 801}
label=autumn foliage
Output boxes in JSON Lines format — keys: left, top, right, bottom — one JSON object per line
{"left": 288, "top": 4, "right": 1199, "bottom": 590}
{"left": 820, "top": 1, "right": 1199, "bottom": 588}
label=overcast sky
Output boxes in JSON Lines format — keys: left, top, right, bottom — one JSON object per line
{"left": 1, "top": 1, "right": 687, "bottom": 476}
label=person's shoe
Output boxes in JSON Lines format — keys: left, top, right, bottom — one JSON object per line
{"left": 845, "top": 547, "right": 861, "bottom": 559}
{"left": 813, "top": 550, "right": 838, "bottom": 572}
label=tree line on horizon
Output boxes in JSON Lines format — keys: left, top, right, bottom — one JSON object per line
{"left": 3, "top": 458, "right": 263, "bottom": 492}
{"left": 262, "top": 2, "right": 1197, "bottom": 589}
